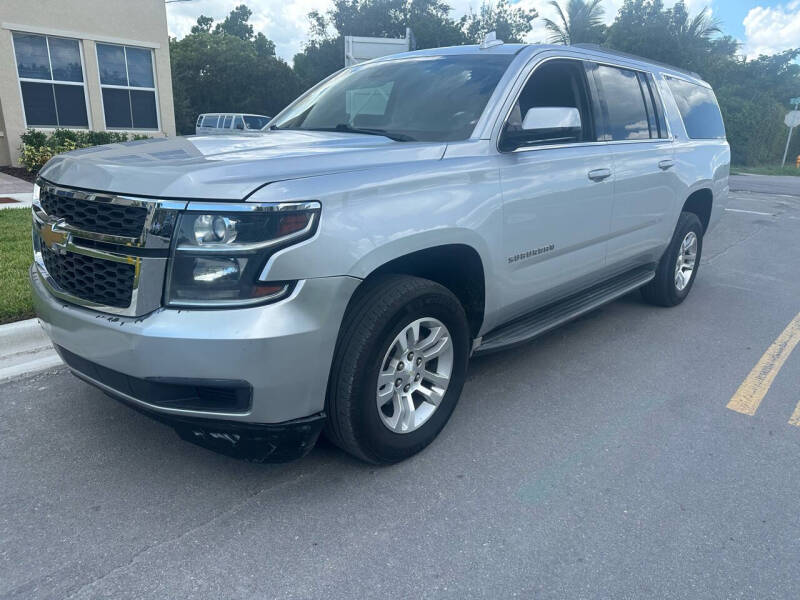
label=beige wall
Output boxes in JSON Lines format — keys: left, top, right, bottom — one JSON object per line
{"left": 0, "top": 0, "right": 175, "bottom": 166}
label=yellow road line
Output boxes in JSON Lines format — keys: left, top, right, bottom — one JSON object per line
{"left": 727, "top": 312, "right": 800, "bottom": 416}
{"left": 788, "top": 402, "right": 800, "bottom": 426}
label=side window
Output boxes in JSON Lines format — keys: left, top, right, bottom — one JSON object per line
{"left": 665, "top": 76, "right": 725, "bottom": 139}
{"left": 196, "top": 115, "right": 203, "bottom": 127}
{"left": 222, "top": 115, "right": 233, "bottom": 129}
{"left": 201, "top": 115, "right": 215, "bottom": 127}
{"left": 593, "top": 64, "right": 651, "bottom": 141}
{"left": 501, "top": 59, "right": 594, "bottom": 149}
{"left": 234, "top": 115, "right": 245, "bottom": 130}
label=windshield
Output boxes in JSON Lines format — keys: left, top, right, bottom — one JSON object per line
{"left": 244, "top": 115, "right": 271, "bottom": 129}
{"left": 271, "top": 54, "right": 513, "bottom": 142}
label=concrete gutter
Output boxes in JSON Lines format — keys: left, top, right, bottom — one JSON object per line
{"left": 0, "top": 318, "right": 63, "bottom": 383}
{"left": 0, "top": 192, "right": 33, "bottom": 210}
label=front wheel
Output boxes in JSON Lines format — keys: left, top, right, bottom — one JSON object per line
{"left": 641, "top": 211, "right": 704, "bottom": 307}
{"left": 325, "top": 275, "right": 471, "bottom": 464}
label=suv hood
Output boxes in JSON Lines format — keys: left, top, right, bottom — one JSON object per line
{"left": 39, "top": 131, "right": 447, "bottom": 200}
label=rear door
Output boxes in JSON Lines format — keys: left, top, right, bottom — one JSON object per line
{"left": 497, "top": 58, "right": 614, "bottom": 321}
{"left": 590, "top": 63, "right": 679, "bottom": 268}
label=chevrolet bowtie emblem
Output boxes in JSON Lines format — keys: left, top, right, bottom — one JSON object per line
{"left": 40, "top": 219, "right": 70, "bottom": 255}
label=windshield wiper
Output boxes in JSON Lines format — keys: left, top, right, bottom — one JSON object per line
{"left": 267, "top": 124, "right": 416, "bottom": 142}
{"left": 332, "top": 124, "right": 415, "bottom": 142}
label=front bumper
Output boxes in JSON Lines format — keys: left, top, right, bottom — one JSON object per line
{"left": 32, "top": 265, "right": 360, "bottom": 429}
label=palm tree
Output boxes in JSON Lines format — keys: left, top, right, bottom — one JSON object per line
{"left": 669, "top": 3, "right": 721, "bottom": 46}
{"left": 543, "top": 0, "right": 605, "bottom": 45}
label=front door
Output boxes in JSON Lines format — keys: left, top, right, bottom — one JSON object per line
{"left": 497, "top": 59, "right": 614, "bottom": 323}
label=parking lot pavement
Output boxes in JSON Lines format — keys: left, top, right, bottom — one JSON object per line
{"left": 730, "top": 172, "right": 800, "bottom": 196}
{"left": 2, "top": 184, "right": 800, "bottom": 600}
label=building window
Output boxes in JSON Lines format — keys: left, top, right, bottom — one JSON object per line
{"left": 12, "top": 32, "right": 89, "bottom": 128}
{"left": 97, "top": 43, "right": 158, "bottom": 130}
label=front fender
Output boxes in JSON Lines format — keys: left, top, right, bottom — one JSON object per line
{"left": 255, "top": 159, "right": 504, "bottom": 282}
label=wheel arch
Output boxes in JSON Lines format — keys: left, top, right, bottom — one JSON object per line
{"left": 681, "top": 187, "right": 713, "bottom": 233}
{"left": 350, "top": 243, "right": 487, "bottom": 339}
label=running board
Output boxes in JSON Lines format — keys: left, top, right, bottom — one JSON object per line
{"left": 474, "top": 267, "right": 655, "bottom": 355}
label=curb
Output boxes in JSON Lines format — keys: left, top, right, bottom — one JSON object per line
{"left": 0, "top": 318, "right": 63, "bottom": 383}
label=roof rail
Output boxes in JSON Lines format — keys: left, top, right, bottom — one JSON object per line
{"left": 572, "top": 43, "right": 702, "bottom": 79}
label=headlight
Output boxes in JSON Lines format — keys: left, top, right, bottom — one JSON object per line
{"left": 32, "top": 182, "right": 41, "bottom": 204}
{"left": 165, "top": 202, "right": 320, "bottom": 307}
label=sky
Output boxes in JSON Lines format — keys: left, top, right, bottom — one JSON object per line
{"left": 165, "top": 0, "right": 800, "bottom": 63}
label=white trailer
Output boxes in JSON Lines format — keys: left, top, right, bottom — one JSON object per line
{"left": 344, "top": 29, "right": 413, "bottom": 67}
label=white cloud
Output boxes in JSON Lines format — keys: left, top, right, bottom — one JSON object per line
{"left": 742, "top": 1, "right": 800, "bottom": 57}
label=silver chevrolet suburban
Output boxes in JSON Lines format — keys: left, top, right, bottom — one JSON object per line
{"left": 30, "top": 41, "right": 729, "bottom": 463}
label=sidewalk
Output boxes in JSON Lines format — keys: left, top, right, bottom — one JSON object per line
{"left": 0, "top": 170, "right": 34, "bottom": 210}
{"left": 0, "top": 319, "right": 62, "bottom": 383}
{"left": 0, "top": 171, "right": 60, "bottom": 382}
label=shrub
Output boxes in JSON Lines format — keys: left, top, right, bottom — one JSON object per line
{"left": 20, "top": 129, "right": 48, "bottom": 147}
{"left": 18, "top": 128, "right": 153, "bottom": 173}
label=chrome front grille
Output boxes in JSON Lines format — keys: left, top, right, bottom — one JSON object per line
{"left": 32, "top": 180, "right": 186, "bottom": 317}
{"left": 39, "top": 188, "right": 148, "bottom": 238}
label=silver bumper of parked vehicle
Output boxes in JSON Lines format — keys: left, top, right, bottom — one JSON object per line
{"left": 31, "top": 266, "right": 359, "bottom": 424}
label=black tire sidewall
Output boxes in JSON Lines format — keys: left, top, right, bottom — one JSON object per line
{"left": 350, "top": 288, "right": 470, "bottom": 463}
{"left": 667, "top": 213, "right": 704, "bottom": 303}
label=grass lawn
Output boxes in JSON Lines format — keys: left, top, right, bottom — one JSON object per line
{"left": 732, "top": 165, "right": 800, "bottom": 176}
{"left": 0, "top": 208, "right": 33, "bottom": 324}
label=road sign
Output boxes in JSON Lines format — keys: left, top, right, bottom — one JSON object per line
{"left": 786, "top": 111, "right": 800, "bottom": 128}
{"left": 782, "top": 111, "right": 800, "bottom": 166}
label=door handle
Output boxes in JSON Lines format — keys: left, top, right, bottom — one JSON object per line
{"left": 658, "top": 159, "right": 675, "bottom": 170}
{"left": 588, "top": 168, "right": 612, "bottom": 182}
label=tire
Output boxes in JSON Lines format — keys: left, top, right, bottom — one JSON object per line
{"left": 325, "top": 274, "right": 471, "bottom": 464}
{"left": 641, "top": 211, "right": 704, "bottom": 307}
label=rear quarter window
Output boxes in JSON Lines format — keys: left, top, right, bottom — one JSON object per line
{"left": 666, "top": 77, "right": 725, "bottom": 139}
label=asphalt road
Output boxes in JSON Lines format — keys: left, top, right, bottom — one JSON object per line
{"left": 3, "top": 176, "right": 800, "bottom": 599}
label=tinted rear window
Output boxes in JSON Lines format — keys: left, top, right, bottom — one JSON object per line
{"left": 593, "top": 64, "right": 651, "bottom": 141}
{"left": 666, "top": 77, "right": 725, "bottom": 139}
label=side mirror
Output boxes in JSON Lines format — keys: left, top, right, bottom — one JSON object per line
{"left": 501, "top": 107, "right": 582, "bottom": 151}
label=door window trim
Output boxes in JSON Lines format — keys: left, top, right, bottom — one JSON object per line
{"left": 495, "top": 54, "right": 674, "bottom": 154}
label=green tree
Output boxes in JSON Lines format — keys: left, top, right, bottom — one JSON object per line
{"left": 606, "top": 0, "right": 800, "bottom": 166}
{"left": 191, "top": 15, "right": 214, "bottom": 35}
{"left": 543, "top": 0, "right": 605, "bottom": 45}
{"left": 293, "top": 0, "right": 471, "bottom": 89}
{"left": 460, "top": 0, "right": 538, "bottom": 44}
{"left": 214, "top": 4, "right": 255, "bottom": 40}
{"left": 170, "top": 8, "right": 301, "bottom": 134}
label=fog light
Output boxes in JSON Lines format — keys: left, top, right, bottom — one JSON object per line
{"left": 192, "top": 257, "right": 240, "bottom": 283}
